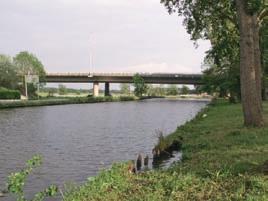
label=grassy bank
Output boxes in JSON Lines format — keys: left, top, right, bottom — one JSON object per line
{"left": 0, "top": 96, "right": 136, "bottom": 109}
{"left": 64, "top": 100, "right": 268, "bottom": 201}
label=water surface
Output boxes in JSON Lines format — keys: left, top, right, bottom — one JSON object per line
{"left": 0, "top": 99, "right": 208, "bottom": 200}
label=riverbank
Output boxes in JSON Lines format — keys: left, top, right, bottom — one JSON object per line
{"left": 0, "top": 96, "right": 137, "bottom": 109}
{"left": 0, "top": 95, "right": 210, "bottom": 109}
{"left": 64, "top": 100, "right": 268, "bottom": 201}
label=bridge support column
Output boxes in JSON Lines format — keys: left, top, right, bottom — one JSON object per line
{"left": 93, "top": 82, "right": 99, "bottom": 97}
{"left": 104, "top": 82, "right": 110, "bottom": 96}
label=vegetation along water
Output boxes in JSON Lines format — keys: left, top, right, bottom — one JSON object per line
{"left": 63, "top": 100, "right": 268, "bottom": 201}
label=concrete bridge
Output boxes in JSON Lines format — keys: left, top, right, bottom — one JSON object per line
{"left": 42, "top": 72, "right": 203, "bottom": 97}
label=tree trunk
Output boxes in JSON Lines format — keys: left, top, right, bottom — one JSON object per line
{"left": 235, "top": 0, "right": 263, "bottom": 127}
{"left": 252, "top": 14, "right": 263, "bottom": 105}
{"left": 262, "top": 79, "right": 267, "bottom": 100}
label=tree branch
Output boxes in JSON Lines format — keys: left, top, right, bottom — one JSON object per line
{"left": 258, "top": 8, "right": 268, "bottom": 25}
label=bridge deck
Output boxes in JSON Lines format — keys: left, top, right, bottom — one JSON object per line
{"left": 42, "top": 72, "right": 203, "bottom": 84}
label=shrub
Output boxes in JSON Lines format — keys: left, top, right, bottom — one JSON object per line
{"left": 0, "top": 87, "right": 20, "bottom": 99}
{"left": 6, "top": 155, "right": 58, "bottom": 201}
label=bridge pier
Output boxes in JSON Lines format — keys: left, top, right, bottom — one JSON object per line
{"left": 104, "top": 82, "right": 110, "bottom": 96}
{"left": 93, "top": 82, "right": 99, "bottom": 97}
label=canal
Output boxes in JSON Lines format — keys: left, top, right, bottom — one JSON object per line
{"left": 0, "top": 98, "right": 208, "bottom": 200}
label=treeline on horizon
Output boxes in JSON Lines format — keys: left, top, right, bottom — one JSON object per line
{"left": 40, "top": 84, "right": 198, "bottom": 97}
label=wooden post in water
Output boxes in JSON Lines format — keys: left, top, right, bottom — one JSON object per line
{"left": 144, "top": 155, "right": 149, "bottom": 167}
{"left": 136, "top": 154, "right": 142, "bottom": 171}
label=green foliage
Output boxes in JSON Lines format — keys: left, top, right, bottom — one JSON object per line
{"left": 13, "top": 51, "right": 45, "bottom": 97}
{"left": 261, "top": 19, "right": 268, "bottom": 75}
{"left": 154, "top": 130, "right": 170, "bottom": 152}
{"left": 65, "top": 164, "right": 268, "bottom": 201}
{"left": 0, "top": 55, "right": 19, "bottom": 89}
{"left": 14, "top": 51, "right": 46, "bottom": 78}
{"left": 246, "top": 0, "right": 262, "bottom": 14}
{"left": 64, "top": 101, "right": 268, "bottom": 201}
{"left": 159, "top": 0, "right": 267, "bottom": 101}
{"left": 133, "top": 74, "right": 148, "bottom": 97}
{"left": 58, "top": 84, "right": 67, "bottom": 95}
{"left": 147, "top": 84, "right": 165, "bottom": 96}
{"left": 200, "top": 62, "right": 240, "bottom": 100}
{"left": 27, "top": 83, "right": 39, "bottom": 99}
{"left": 180, "top": 85, "right": 190, "bottom": 94}
{"left": 0, "top": 87, "right": 20, "bottom": 99}
{"left": 166, "top": 85, "right": 179, "bottom": 96}
{"left": 0, "top": 51, "right": 46, "bottom": 97}
{"left": 41, "top": 87, "right": 89, "bottom": 96}
{"left": 47, "top": 88, "right": 57, "bottom": 97}
{"left": 6, "top": 155, "right": 58, "bottom": 201}
{"left": 120, "top": 83, "right": 131, "bottom": 95}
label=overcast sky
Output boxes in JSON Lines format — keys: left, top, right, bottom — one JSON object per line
{"left": 0, "top": 0, "right": 210, "bottom": 76}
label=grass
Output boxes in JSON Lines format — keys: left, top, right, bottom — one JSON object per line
{"left": 64, "top": 100, "right": 268, "bottom": 201}
{"left": 0, "top": 96, "right": 137, "bottom": 109}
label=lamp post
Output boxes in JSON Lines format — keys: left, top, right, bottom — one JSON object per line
{"left": 89, "top": 33, "right": 95, "bottom": 77}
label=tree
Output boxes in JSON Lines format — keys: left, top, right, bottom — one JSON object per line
{"left": 201, "top": 60, "right": 241, "bottom": 102}
{"left": 58, "top": 84, "right": 67, "bottom": 95}
{"left": 147, "top": 84, "right": 165, "bottom": 96}
{"left": 180, "top": 85, "right": 190, "bottom": 95}
{"left": 14, "top": 51, "right": 46, "bottom": 97}
{"left": 0, "top": 55, "right": 18, "bottom": 89}
{"left": 235, "top": 0, "right": 265, "bottom": 126}
{"left": 160, "top": 0, "right": 268, "bottom": 126}
{"left": 120, "top": 83, "right": 130, "bottom": 95}
{"left": 260, "top": 18, "right": 268, "bottom": 99}
{"left": 166, "top": 85, "right": 179, "bottom": 96}
{"left": 14, "top": 51, "right": 46, "bottom": 77}
{"left": 133, "top": 74, "right": 148, "bottom": 97}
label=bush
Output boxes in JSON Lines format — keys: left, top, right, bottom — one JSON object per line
{"left": 0, "top": 88, "right": 20, "bottom": 99}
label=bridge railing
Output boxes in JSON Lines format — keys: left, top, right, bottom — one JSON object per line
{"left": 45, "top": 72, "right": 203, "bottom": 78}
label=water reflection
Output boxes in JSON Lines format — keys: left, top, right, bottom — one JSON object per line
{"left": 0, "top": 99, "right": 208, "bottom": 200}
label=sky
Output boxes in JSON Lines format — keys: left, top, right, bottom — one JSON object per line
{"left": 0, "top": 0, "right": 210, "bottom": 88}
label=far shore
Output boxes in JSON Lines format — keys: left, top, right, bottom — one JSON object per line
{"left": 0, "top": 94, "right": 212, "bottom": 109}
{"left": 0, "top": 96, "right": 136, "bottom": 109}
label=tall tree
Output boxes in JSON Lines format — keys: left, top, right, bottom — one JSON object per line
{"left": 161, "top": 0, "right": 268, "bottom": 126}
{"left": 235, "top": 0, "right": 264, "bottom": 126}
{"left": 14, "top": 51, "right": 46, "bottom": 78}
{"left": 133, "top": 74, "right": 148, "bottom": 97}
{"left": 14, "top": 51, "right": 46, "bottom": 97}
{"left": 260, "top": 17, "right": 268, "bottom": 99}
{"left": 0, "top": 55, "right": 18, "bottom": 89}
